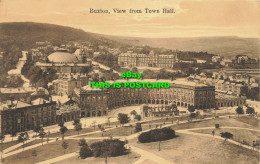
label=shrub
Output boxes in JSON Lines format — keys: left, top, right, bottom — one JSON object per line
{"left": 117, "top": 113, "right": 130, "bottom": 124}
{"left": 138, "top": 128, "right": 175, "bottom": 143}
{"left": 134, "top": 123, "right": 142, "bottom": 133}
{"left": 130, "top": 110, "right": 137, "bottom": 116}
{"left": 78, "top": 139, "right": 87, "bottom": 147}
{"left": 246, "top": 107, "right": 255, "bottom": 114}
{"left": 134, "top": 115, "right": 141, "bottom": 121}
{"left": 90, "top": 139, "right": 127, "bottom": 157}
{"left": 79, "top": 145, "right": 93, "bottom": 159}
{"left": 236, "top": 106, "right": 244, "bottom": 115}
{"left": 220, "top": 132, "right": 233, "bottom": 140}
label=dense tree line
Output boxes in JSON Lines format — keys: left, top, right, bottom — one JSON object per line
{"left": 240, "top": 86, "right": 260, "bottom": 101}
{"left": 177, "top": 51, "right": 214, "bottom": 61}
{"left": 0, "top": 45, "right": 23, "bottom": 87}
{"left": 94, "top": 54, "right": 120, "bottom": 70}
{"left": 21, "top": 53, "right": 58, "bottom": 88}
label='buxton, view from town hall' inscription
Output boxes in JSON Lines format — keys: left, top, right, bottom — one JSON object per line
{"left": 0, "top": 0, "right": 259, "bottom": 164}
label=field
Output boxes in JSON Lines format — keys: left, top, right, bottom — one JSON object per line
{"left": 168, "top": 116, "right": 259, "bottom": 131}
{"left": 129, "top": 132, "right": 259, "bottom": 164}
{"left": 192, "top": 128, "right": 260, "bottom": 147}
{"left": 4, "top": 139, "right": 81, "bottom": 164}
{"left": 78, "top": 126, "right": 134, "bottom": 138}
{"left": 54, "top": 152, "right": 140, "bottom": 164}
{"left": 3, "top": 115, "right": 260, "bottom": 164}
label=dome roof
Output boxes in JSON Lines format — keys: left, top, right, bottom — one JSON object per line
{"left": 48, "top": 50, "right": 78, "bottom": 63}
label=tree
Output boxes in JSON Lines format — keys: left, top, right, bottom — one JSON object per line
{"left": 60, "top": 126, "right": 68, "bottom": 140}
{"left": 79, "top": 139, "right": 93, "bottom": 159}
{"left": 38, "top": 128, "right": 47, "bottom": 146}
{"left": 134, "top": 115, "right": 142, "bottom": 121}
{"left": 61, "top": 141, "right": 68, "bottom": 154}
{"left": 246, "top": 106, "right": 255, "bottom": 114}
{"left": 33, "top": 126, "right": 41, "bottom": 136}
{"left": 0, "top": 134, "right": 5, "bottom": 163}
{"left": 236, "top": 106, "right": 244, "bottom": 117}
{"left": 75, "top": 124, "right": 82, "bottom": 135}
{"left": 18, "top": 132, "right": 29, "bottom": 151}
{"left": 73, "top": 119, "right": 82, "bottom": 135}
{"left": 189, "top": 113, "right": 197, "bottom": 121}
{"left": 134, "top": 123, "right": 142, "bottom": 133}
{"left": 10, "top": 130, "right": 17, "bottom": 141}
{"left": 79, "top": 144, "right": 93, "bottom": 159}
{"left": 138, "top": 128, "right": 175, "bottom": 143}
{"left": 188, "top": 105, "right": 195, "bottom": 113}
{"left": 220, "top": 132, "right": 233, "bottom": 141}
{"left": 78, "top": 139, "right": 87, "bottom": 147}
{"left": 117, "top": 113, "right": 130, "bottom": 125}
{"left": 58, "top": 122, "right": 64, "bottom": 127}
{"left": 90, "top": 139, "right": 127, "bottom": 157}
{"left": 130, "top": 110, "right": 137, "bottom": 116}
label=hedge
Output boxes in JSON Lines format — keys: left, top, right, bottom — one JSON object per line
{"left": 90, "top": 139, "right": 127, "bottom": 157}
{"left": 138, "top": 127, "right": 175, "bottom": 143}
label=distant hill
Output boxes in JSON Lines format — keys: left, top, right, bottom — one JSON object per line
{"left": 100, "top": 35, "right": 260, "bottom": 59}
{"left": 0, "top": 22, "right": 259, "bottom": 59}
{"left": 0, "top": 22, "right": 127, "bottom": 50}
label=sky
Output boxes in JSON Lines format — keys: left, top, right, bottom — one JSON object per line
{"left": 0, "top": 0, "right": 259, "bottom": 38}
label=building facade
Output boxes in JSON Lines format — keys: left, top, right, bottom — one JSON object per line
{"left": 74, "top": 79, "right": 216, "bottom": 118}
{"left": 118, "top": 51, "right": 178, "bottom": 68}
{"left": 51, "top": 74, "right": 89, "bottom": 97}
{"left": 0, "top": 100, "right": 56, "bottom": 134}
{"left": 56, "top": 103, "right": 81, "bottom": 123}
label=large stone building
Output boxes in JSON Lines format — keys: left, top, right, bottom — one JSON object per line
{"left": 51, "top": 74, "right": 89, "bottom": 97}
{"left": 118, "top": 51, "right": 178, "bottom": 68}
{"left": 73, "top": 79, "right": 216, "bottom": 117}
{"left": 36, "top": 49, "right": 92, "bottom": 74}
{"left": 190, "top": 71, "right": 258, "bottom": 97}
{"left": 0, "top": 99, "right": 56, "bottom": 134}
{"left": 0, "top": 87, "right": 49, "bottom": 102}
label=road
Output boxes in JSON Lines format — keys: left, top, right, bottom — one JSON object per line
{"left": 7, "top": 51, "right": 30, "bottom": 87}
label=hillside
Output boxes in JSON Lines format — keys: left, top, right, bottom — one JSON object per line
{"left": 0, "top": 22, "right": 259, "bottom": 59}
{"left": 101, "top": 35, "right": 260, "bottom": 59}
{"left": 0, "top": 22, "right": 127, "bottom": 50}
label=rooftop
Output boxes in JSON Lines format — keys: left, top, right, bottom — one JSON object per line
{"left": 48, "top": 50, "right": 78, "bottom": 63}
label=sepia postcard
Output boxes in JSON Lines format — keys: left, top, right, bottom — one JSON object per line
{"left": 0, "top": 0, "right": 259, "bottom": 163}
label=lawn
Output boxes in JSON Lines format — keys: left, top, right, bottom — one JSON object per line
{"left": 4, "top": 139, "right": 83, "bottom": 164}
{"left": 48, "top": 127, "right": 95, "bottom": 138}
{"left": 54, "top": 152, "right": 140, "bottom": 164}
{"left": 2, "top": 141, "right": 18, "bottom": 151}
{"left": 168, "top": 116, "right": 259, "bottom": 131}
{"left": 6, "top": 139, "right": 47, "bottom": 153}
{"left": 79, "top": 126, "right": 134, "bottom": 138}
{"left": 129, "top": 132, "right": 259, "bottom": 164}
{"left": 234, "top": 116, "right": 260, "bottom": 128}
{"left": 192, "top": 128, "right": 260, "bottom": 147}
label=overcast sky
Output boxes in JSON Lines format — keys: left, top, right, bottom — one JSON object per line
{"left": 0, "top": 0, "right": 259, "bottom": 38}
